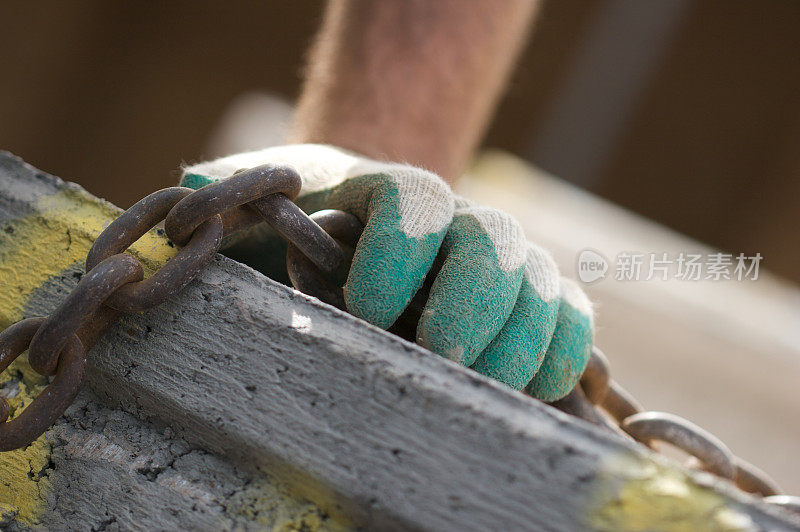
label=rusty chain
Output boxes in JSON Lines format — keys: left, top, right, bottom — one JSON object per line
{"left": 552, "top": 347, "right": 800, "bottom": 513}
{"left": 0, "top": 164, "right": 797, "bottom": 515}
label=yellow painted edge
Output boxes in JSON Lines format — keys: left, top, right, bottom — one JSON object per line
{"left": 0, "top": 359, "right": 51, "bottom": 526}
{"left": 0, "top": 188, "right": 176, "bottom": 328}
{"left": 229, "top": 476, "right": 352, "bottom": 532}
{"left": 0, "top": 188, "right": 175, "bottom": 524}
{"left": 589, "top": 453, "right": 756, "bottom": 532}
{"left": 0, "top": 187, "right": 350, "bottom": 529}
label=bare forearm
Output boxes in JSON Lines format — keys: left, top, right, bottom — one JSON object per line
{"left": 291, "top": 0, "right": 538, "bottom": 183}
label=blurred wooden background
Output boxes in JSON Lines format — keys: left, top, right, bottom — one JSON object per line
{"left": 2, "top": 1, "right": 799, "bottom": 282}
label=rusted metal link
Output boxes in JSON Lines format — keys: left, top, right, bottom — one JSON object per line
{"left": 600, "top": 379, "right": 644, "bottom": 423}
{"left": 684, "top": 454, "right": 783, "bottom": 497}
{"left": 286, "top": 210, "right": 363, "bottom": 309}
{"left": 763, "top": 495, "right": 800, "bottom": 515}
{"left": 621, "top": 411, "right": 737, "bottom": 480}
{"left": 564, "top": 348, "right": 789, "bottom": 500}
{"left": 164, "top": 164, "right": 301, "bottom": 246}
{"left": 216, "top": 205, "right": 264, "bottom": 238}
{"left": 76, "top": 305, "right": 123, "bottom": 355}
{"left": 27, "top": 254, "right": 143, "bottom": 376}
{"left": 571, "top": 353, "right": 654, "bottom": 448}
{"left": 252, "top": 194, "right": 347, "bottom": 280}
{"left": 87, "top": 187, "right": 192, "bottom": 270}
{"left": 549, "top": 384, "right": 624, "bottom": 438}
{"left": 87, "top": 187, "right": 223, "bottom": 312}
{"left": 0, "top": 392, "right": 8, "bottom": 423}
{"left": 579, "top": 347, "right": 611, "bottom": 405}
{"left": 733, "top": 456, "right": 781, "bottom": 497}
{"left": 0, "top": 318, "right": 86, "bottom": 451}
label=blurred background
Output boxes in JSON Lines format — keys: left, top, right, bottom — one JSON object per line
{"left": 3, "top": 0, "right": 800, "bottom": 283}
{"left": 1, "top": 1, "right": 798, "bottom": 492}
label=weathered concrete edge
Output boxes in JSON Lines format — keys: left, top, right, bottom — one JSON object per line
{"left": 1, "top": 151, "right": 796, "bottom": 531}
{"left": 2, "top": 389, "right": 346, "bottom": 531}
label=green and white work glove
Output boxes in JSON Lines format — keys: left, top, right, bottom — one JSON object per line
{"left": 180, "top": 144, "right": 593, "bottom": 401}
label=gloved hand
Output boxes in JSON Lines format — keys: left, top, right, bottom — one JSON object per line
{"left": 423, "top": 198, "right": 594, "bottom": 399}
{"left": 180, "top": 144, "right": 593, "bottom": 400}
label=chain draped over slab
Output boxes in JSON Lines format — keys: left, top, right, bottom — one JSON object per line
{"left": 560, "top": 348, "right": 793, "bottom": 503}
{"left": 0, "top": 164, "right": 796, "bottom": 515}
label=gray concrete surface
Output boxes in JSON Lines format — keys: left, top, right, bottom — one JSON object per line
{"left": 1, "top": 151, "right": 797, "bottom": 531}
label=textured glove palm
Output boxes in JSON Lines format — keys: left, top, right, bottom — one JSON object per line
{"left": 181, "top": 144, "right": 593, "bottom": 400}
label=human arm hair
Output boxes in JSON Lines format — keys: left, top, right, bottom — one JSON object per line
{"left": 291, "top": 0, "right": 539, "bottom": 183}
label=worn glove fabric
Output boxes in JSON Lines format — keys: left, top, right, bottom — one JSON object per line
{"left": 419, "top": 197, "right": 594, "bottom": 399}
{"left": 182, "top": 144, "right": 453, "bottom": 330}
{"left": 180, "top": 144, "right": 593, "bottom": 400}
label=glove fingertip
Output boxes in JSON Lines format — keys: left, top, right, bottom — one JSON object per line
{"left": 344, "top": 225, "right": 445, "bottom": 330}
{"left": 470, "top": 283, "right": 559, "bottom": 390}
{"left": 526, "top": 279, "right": 594, "bottom": 402}
{"left": 340, "top": 170, "right": 452, "bottom": 329}
{"left": 468, "top": 242, "right": 561, "bottom": 389}
{"left": 415, "top": 212, "right": 525, "bottom": 366}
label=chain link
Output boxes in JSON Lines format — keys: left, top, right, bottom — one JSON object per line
{"left": 86, "top": 187, "right": 223, "bottom": 312}
{"left": 0, "top": 165, "right": 796, "bottom": 515}
{"left": 0, "top": 166, "right": 298, "bottom": 449}
{"left": 163, "top": 164, "right": 300, "bottom": 245}
{"left": 28, "top": 254, "right": 143, "bottom": 375}
{"left": 573, "top": 347, "right": 799, "bottom": 511}
{"left": 285, "top": 209, "right": 363, "bottom": 309}
{"left": 0, "top": 318, "right": 85, "bottom": 451}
